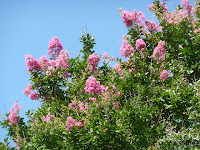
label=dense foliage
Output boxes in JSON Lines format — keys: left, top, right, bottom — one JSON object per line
{"left": 1, "top": 0, "right": 200, "bottom": 149}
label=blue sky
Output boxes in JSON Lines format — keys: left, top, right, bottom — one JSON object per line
{"left": 0, "top": 0, "right": 195, "bottom": 145}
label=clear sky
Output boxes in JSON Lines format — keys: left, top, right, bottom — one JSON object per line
{"left": 0, "top": 0, "right": 195, "bottom": 145}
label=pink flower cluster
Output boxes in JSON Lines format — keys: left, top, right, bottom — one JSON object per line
{"left": 135, "top": 39, "right": 146, "bottom": 57}
{"left": 39, "top": 55, "right": 49, "bottom": 70}
{"left": 113, "top": 64, "right": 123, "bottom": 75}
{"left": 23, "top": 83, "right": 32, "bottom": 96}
{"left": 42, "top": 115, "right": 54, "bottom": 123}
{"left": 68, "top": 100, "right": 89, "bottom": 112}
{"left": 163, "top": 0, "right": 195, "bottom": 24}
{"left": 120, "top": 39, "right": 134, "bottom": 57}
{"left": 194, "top": 28, "right": 200, "bottom": 34}
{"left": 89, "top": 97, "right": 97, "bottom": 102}
{"left": 25, "top": 55, "right": 41, "bottom": 72}
{"left": 8, "top": 103, "right": 22, "bottom": 126}
{"left": 121, "top": 10, "right": 146, "bottom": 27}
{"left": 160, "top": 70, "right": 169, "bottom": 80}
{"left": 144, "top": 20, "right": 163, "bottom": 32}
{"left": 29, "top": 91, "right": 39, "bottom": 100}
{"left": 48, "top": 37, "right": 63, "bottom": 59}
{"left": 84, "top": 76, "right": 103, "bottom": 95}
{"left": 148, "top": 2, "right": 168, "bottom": 12}
{"left": 26, "top": 49, "right": 69, "bottom": 77}
{"left": 166, "top": 10, "right": 188, "bottom": 24}
{"left": 120, "top": 8, "right": 163, "bottom": 34}
{"left": 57, "top": 50, "right": 70, "bottom": 69}
{"left": 121, "top": 10, "right": 138, "bottom": 27}
{"left": 148, "top": 4, "right": 154, "bottom": 11}
{"left": 181, "top": 0, "right": 192, "bottom": 14}
{"left": 87, "top": 54, "right": 100, "bottom": 72}
{"left": 102, "top": 52, "right": 108, "bottom": 61}
{"left": 135, "top": 39, "right": 146, "bottom": 50}
{"left": 113, "top": 102, "right": 120, "bottom": 109}
{"left": 23, "top": 84, "right": 39, "bottom": 100}
{"left": 66, "top": 116, "right": 85, "bottom": 131}
{"left": 152, "top": 40, "right": 166, "bottom": 61}
{"left": 102, "top": 52, "right": 115, "bottom": 61}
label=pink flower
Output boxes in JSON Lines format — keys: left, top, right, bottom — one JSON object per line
{"left": 84, "top": 76, "right": 102, "bottom": 95}
{"left": 39, "top": 55, "right": 49, "bottom": 70}
{"left": 121, "top": 10, "right": 139, "bottom": 27}
{"left": 8, "top": 114, "right": 19, "bottom": 126}
{"left": 111, "top": 56, "right": 115, "bottom": 61}
{"left": 148, "top": 4, "right": 154, "bottom": 11}
{"left": 87, "top": 53, "right": 100, "bottom": 72}
{"left": 152, "top": 40, "right": 165, "bottom": 61}
{"left": 181, "top": 0, "right": 192, "bottom": 14}
{"left": 115, "top": 91, "right": 120, "bottom": 98}
{"left": 138, "top": 11, "right": 146, "bottom": 20}
{"left": 29, "top": 91, "right": 39, "bottom": 100}
{"left": 113, "top": 85, "right": 116, "bottom": 91}
{"left": 64, "top": 72, "right": 69, "bottom": 79}
{"left": 145, "top": 20, "right": 162, "bottom": 32}
{"left": 160, "top": 70, "right": 169, "bottom": 80}
{"left": 8, "top": 103, "right": 22, "bottom": 126}
{"left": 23, "top": 83, "right": 32, "bottom": 96}
{"left": 56, "top": 50, "right": 70, "bottom": 69}
{"left": 135, "top": 39, "right": 146, "bottom": 54}
{"left": 113, "top": 64, "right": 123, "bottom": 75}
{"left": 42, "top": 115, "right": 54, "bottom": 123}
{"left": 89, "top": 97, "right": 97, "bottom": 102}
{"left": 48, "top": 37, "right": 63, "bottom": 59}
{"left": 120, "top": 39, "right": 134, "bottom": 57}
{"left": 46, "top": 70, "right": 51, "bottom": 76}
{"left": 66, "top": 116, "right": 76, "bottom": 131}
{"left": 113, "top": 102, "right": 120, "bottom": 109}
{"left": 26, "top": 57, "right": 41, "bottom": 72}
{"left": 75, "top": 121, "right": 84, "bottom": 127}
{"left": 25, "top": 54, "right": 33, "bottom": 61}
{"left": 102, "top": 52, "right": 108, "bottom": 61}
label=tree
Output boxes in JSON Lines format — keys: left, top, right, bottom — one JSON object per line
{"left": 1, "top": 0, "right": 200, "bottom": 149}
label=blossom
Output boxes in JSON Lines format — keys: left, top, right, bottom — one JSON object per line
{"left": 25, "top": 54, "right": 33, "bottom": 61}
{"left": 148, "top": 4, "right": 154, "bottom": 11}
{"left": 113, "top": 64, "right": 123, "bottom": 75}
{"left": 42, "top": 115, "right": 54, "bottom": 123}
{"left": 181, "top": 0, "right": 192, "bottom": 14}
{"left": 68, "top": 101, "right": 89, "bottom": 112}
{"left": 87, "top": 53, "right": 100, "bottom": 72}
{"left": 135, "top": 39, "right": 146, "bottom": 53}
{"left": 66, "top": 116, "right": 76, "bottom": 131}
{"left": 25, "top": 56, "right": 41, "bottom": 72}
{"left": 160, "top": 70, "right": 169, "bottom": 80}
{"left": 152, "top": 40, "right": 165, "bottom": 61}
{"left": 56, "top": 50, "right": 70, "bottom": 69}
{"left": 89, "top": 97, "right": 97, "bottom": 102}
{"left": 48, "top": 37, "right": 63, "bottom": 59}
{"left": 39, "top": 55, "right": 49, "bottom": 70}
{"left": 102, "top": 52, "right": 108, "bottom": 61}
{"left": 29, "top": 91, "right": 39, "bottom": 100}
{"left": 120, "top": 39, "right": 134, "bottom": 57}
{"left": 111, "top": 56, "right": 115, "bottom": 61}
{"left": 121, "top": 10, "right": 139, "bottom": 27}
{"left": 84, "top": 76, "right": 102, "bottom": 95}
{"left": 23, "top": 83, "right": 32, "bottom": 96}
{"left": 115, "top": 91, "right": 120, "bottom": 98}
{"left": 113, "top": 102, "right": 120, "bottom": 109}
{"left": 8, "top": 103, "right": 22, "bottom": 126}
{"left": 145, "top": 20, "right": 162, "bottom": 32}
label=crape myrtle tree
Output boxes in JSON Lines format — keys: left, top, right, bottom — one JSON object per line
{"left": 1, "top": 0, "right": 200, "bottom": 149}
